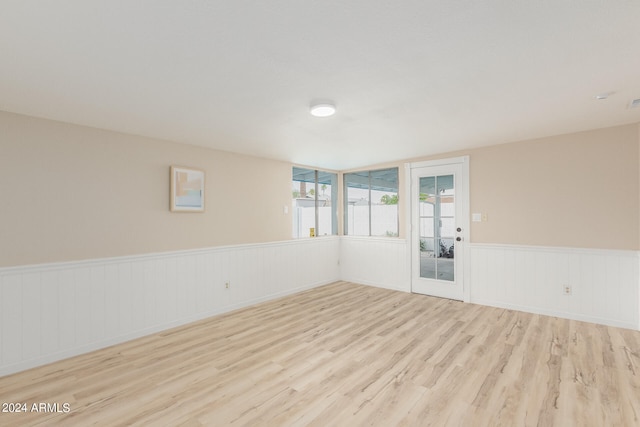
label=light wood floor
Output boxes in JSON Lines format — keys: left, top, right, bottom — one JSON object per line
{"left": 1, "top": 281, "right": 639, "bottom": 426}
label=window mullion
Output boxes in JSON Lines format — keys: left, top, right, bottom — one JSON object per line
{"left": 314, "top": 170, "right": 319, "bottom": 235}
{"left": 368, "top": 172, "right": 372, "bottom": 236}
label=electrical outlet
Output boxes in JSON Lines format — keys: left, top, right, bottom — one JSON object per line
{"left": 563, "top": 285, "right": 572, "bottom": 295}
{"left": 225, "top": 281, "right": 230, "bottom": 290}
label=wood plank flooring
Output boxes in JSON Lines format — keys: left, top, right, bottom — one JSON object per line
{"left": 1, "top": 281, "right": 639, "bottom": 426}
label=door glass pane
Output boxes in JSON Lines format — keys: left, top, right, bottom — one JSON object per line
{"left": 436, "top": 258, "right": 454, "bottom": 280}
{"left": 437, "top": 175, "right": 454, "bottom": 195}
{"left": 419, "top": 175, "right": 455, "bottom": 281}
{"left": 420, "top": 202, "right": 434, "bottom": 216}
{"left": 440, "top": 218, "right": 455, "bottom": 237}
{"left": 420, "top": 176, "right": 436, "bottom": 197}
{"left": 421, "top": 248, "right": 436, "bottom": 279}
{"left": 440, "top": 200, "right": 455, "bottom": 216}
{"left": 420, "top": 218, "right": 435, "bottom": 238}
{"left": 439, "top": 238, "right": 455, "bottom": 258}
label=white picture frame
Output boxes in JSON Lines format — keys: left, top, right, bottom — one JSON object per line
{"left": 170, "top": 166, "right": 205, "bottom": 212}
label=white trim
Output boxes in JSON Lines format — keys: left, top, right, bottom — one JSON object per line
{"left": 339, "top": 235, "right": 407, "bottom": 244}
{"left": 407, "top": 156, "right": 470, "bottom": 301}
{"left": 461, "top": 158, "right": 471, "bottom": 302}
{"left": 470, "top": 298, "right": 638, "bottom": 331}
{"left": 469, "top": 242, "right": 639, "bottom": 258}
{"left": 0, "top": 236, "right": 341, "bottom": 276}
{"left": 346, "top": 278, "right": 410, "bottom": 293}
{"left": 404, "top": 162, "right": 413, "bottom": 296}
{"left": 409, "top": 155, "right": 469, "bottom": 169}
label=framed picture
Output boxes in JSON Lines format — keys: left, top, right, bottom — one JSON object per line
{"left": 170, "top": 166, "right": 205, "bottom": 212}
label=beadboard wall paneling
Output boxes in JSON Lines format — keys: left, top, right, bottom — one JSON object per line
{"left": 3, "top": 238, "right": 639, "bottom": 376}
{"left": 339, "top": 237, "right": 410, "bottom": 292}
{"left": 0, "top": 237, "right": 340, "bottom": 376}
{"left": 469, "top": 244, "right": 640, "bottom": 330}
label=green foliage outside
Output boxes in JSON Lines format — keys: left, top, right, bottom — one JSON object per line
{"left": 380, "top": 194, "right": 398, "bottom": 205}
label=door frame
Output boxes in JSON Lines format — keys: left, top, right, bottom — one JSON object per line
{"left": 405, "top": 156, "right": 470, "bottom": 302}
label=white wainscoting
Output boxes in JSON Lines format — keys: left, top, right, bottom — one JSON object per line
{"left": 340, "top": 237, "right": 410, "bottom": 292}
{"left": 0, "top": 237, "right": 340, "bottom": 376}
{"left": 469, "top": 244, "right": 640, "bottom": 330}
{"left": 3, "top": 238, "right": 638, "bottom": 376}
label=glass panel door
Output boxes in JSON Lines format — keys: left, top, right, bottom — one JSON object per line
{"left": 411, "top": 159, "right": 467, "bottom": 301}
{"left": 419, "top": 175, "right": 455, "bottom": 281}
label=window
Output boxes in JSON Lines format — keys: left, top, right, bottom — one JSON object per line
{"left": 344, "top": 167, "right": 398, "bottom": 237}
{"left": 292, "top": 167, "right": 338, "bottom": 238}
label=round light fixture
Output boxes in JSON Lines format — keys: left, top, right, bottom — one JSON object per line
{"left": 310, "top": 102, "right": 336, "bottom": 117}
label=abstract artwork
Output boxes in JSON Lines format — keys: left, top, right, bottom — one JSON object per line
{"left": 170, "top": 166, "right": 205, "bottom": 212}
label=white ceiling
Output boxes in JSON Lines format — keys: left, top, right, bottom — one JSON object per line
{"left": 2, "top": 1, "right": 640, "bottom": 170}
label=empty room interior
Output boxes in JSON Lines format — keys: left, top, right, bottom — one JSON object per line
{"left": 1, "top": 2, "right": 640, "bottom": 426}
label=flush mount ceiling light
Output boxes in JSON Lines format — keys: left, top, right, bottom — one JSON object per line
{"left": 310, "top": 101, "right": 336, "bottom": 117}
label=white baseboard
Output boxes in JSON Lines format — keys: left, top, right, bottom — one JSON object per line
{"left": 471, "top": 299, "right": 637, "bottom": 330}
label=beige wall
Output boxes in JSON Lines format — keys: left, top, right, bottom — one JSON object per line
{"left": 359, "top": 123, "right": 640, "bottom": 250}
{"left": 0, "top": 111, "right": 293, "bottom": 267}
{"left": 468, "top": 125, "right": 639, "bottom": 249}
{"left": 2, "top": 110, "right": 638, "bottom": 268}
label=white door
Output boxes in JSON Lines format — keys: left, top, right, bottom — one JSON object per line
{"left": 410, "top": 157, "right": 469, "bottom": 301}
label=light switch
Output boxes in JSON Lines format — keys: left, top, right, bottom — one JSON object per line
{"left": 472, "top": 213, "right": 482, "bottom": 222}
{"left": 283, "top": 205, "right": 289, "bottom": 214}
